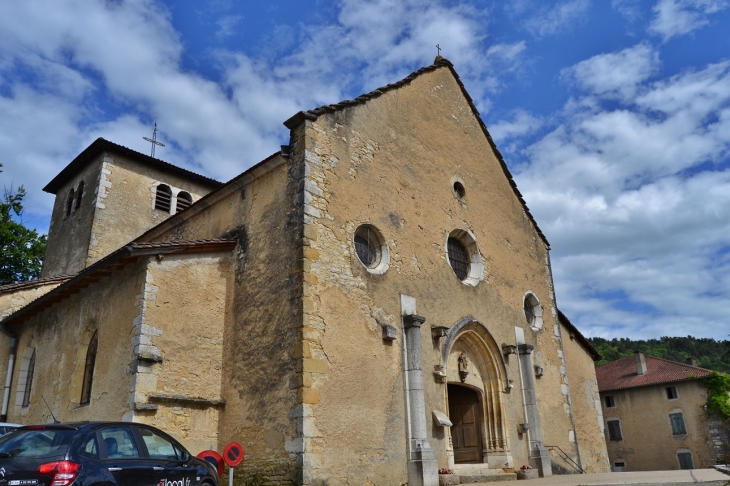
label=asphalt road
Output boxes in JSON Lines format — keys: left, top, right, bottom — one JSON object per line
{"left": 472, "top": 469, "right": 730, "bottom": 485}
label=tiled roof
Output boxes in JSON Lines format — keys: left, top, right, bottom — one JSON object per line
{"left": 596, "top": 354, "right": 713, "bottom": 392}
{"left": 43, "top": 138, "right": 223, "bottom": 194}
{"left": 283, "top": 57, "right": 550, "bottom": 248}
{"left": 0, "top": 275, "right": 73, "bottom": 294}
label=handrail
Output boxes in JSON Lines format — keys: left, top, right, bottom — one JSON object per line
{"left": 544, "top": 445, "right": 585, "bottom": 474}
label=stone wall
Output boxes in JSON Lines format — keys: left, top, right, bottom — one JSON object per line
{"left": 6, "top": 260, "right": 146, "bottom": 424}
{"left": 139, "top": 155, "right": 303, "bottom": 484}
{"left": 292, "top": 64, "right": 587, "bottom": 483}
{"left": 560, "top": 324, "right": 610, "bottom": 473}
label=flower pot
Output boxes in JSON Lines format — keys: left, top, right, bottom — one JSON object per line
{"left": 516, "top": 469, "right": 538, "bottom": 480}
{"left": 439, "top": 474, "right": 460, "bottom": 486}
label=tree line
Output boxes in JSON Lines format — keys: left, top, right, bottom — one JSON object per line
{"left": 588, "top": 336, "right": 730, "bottom": 373}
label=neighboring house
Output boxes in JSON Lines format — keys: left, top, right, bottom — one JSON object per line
{"left": 596, "top": 351, "right": 727, "bottom": 472}
{"left": 0, "top": 58, "right": 609, "bottom": 485}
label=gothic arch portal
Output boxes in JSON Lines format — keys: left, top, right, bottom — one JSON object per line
{"left": 440, "top": 317, "right": 512, "bottom": 468}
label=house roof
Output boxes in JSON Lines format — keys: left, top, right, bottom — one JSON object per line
{"left": 0, "top": 275, "right": 73, "bottom": 295}
{"left": 43, "top": 138, "right": 223, "bottom": 194}
{"left": 0, "top": 239, "right": 236, "bottom": 330}
{"left": 596, "top": 354, "right": 713, "bottom": 392}
{"left": 557, "top": 310, "right": 601, "bottom": 361}
{"left": 284, "top": 57, "right": 550, "bottom": 248}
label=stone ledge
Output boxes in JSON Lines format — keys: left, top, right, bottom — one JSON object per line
{"left": 147, "top": 394, "right": 226, "bottom": 407}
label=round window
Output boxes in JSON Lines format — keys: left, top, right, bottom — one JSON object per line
{"left": 446, "top": 229, "right": 484, "bottom": 286}
{"left": 353, "top": 225, "right": 389, "bottom": 274}
{"left": 447, "top": 237, "right": 470, "bottom": 280}
{"left": 524, "top": 293, "right": 543, "bottom": 331}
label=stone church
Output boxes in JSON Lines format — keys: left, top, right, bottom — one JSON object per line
{"left": 0, "top": 58, "right": 609, "bottom": 484}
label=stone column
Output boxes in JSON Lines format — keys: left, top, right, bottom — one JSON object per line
{"left": 518, "top": 344, "right": 552, "bottom": 477}
{"left": 401, "top": 298, "right": 438, "bottom": 486}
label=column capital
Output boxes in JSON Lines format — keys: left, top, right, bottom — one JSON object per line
{"left": 518, "top": 344, "right": 534, "bottom": 354}
{"left": 404, "top": 314, "right": 427, "bottom": 329}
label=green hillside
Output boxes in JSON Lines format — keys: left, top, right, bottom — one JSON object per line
{"left": 588, "top": 336, "right": 730, "bottom": 373}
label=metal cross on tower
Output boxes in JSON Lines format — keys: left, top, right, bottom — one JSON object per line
{"left": 436, "top": 44, "right": 441, "bottom": 56}
{"left": 143, "top": 123, "right": 165, "bottom": 158}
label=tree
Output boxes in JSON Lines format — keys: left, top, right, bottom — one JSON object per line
{"left": 0, "top": 163, "right": 46, "bottom": 285}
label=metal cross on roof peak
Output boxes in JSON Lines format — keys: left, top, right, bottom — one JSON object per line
{"left": 143, "top": 122, "right": 165, "bottom": 158}
{"left": 436, "top": 44, "right": 441, "bottom": 56}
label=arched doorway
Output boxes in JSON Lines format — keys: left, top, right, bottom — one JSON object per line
{"left": 439, "top": 318, "right": 513, "bottom": 468}
{"left": 448, "top": 384, "right": 483, "bottom": 463}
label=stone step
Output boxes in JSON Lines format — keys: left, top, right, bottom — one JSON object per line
{"left": 458, "top": 472, "right": 517, "bottom": 483}
{"left": 448, "top": 465, "right": 517, "bottom": 483}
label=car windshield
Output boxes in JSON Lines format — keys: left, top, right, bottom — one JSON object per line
{"left": 0, "top": 428, "right": 75, "bottom": 459}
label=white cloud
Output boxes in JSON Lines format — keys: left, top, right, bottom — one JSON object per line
{"left": 524, "top": 0, "right": 591, "bottom": 37}
{"left": 488, "top": 110, "right": 543, "bottom": 143}
{"left": 561, "top": 43, "right": 660, "bottom": 100}
{"left": 514, "top": 59, "right": 730, "bottom": 339}
{"left": 649, "top": 0, "right": 729, "bottom": 41}
{"left": 612, "top": 0, "right": 644, "bottom": 22}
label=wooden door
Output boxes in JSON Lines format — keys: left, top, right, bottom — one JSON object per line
{"left": 448, "top": 384, "right": 483, "bottom": 463}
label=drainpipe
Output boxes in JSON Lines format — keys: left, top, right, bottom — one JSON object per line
{"left": 1, "top": 325, "right": 17, "bottom": 422}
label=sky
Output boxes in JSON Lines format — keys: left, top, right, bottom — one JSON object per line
{"left": 1, "top": 0, "right": 729, "bottom": 341}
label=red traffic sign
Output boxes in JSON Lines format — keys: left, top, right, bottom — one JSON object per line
{"left": 223, "top": 442, "right": 244, "bottom": 467}
{"left": 197, "top": 450, "right": 224, "bottom": 478}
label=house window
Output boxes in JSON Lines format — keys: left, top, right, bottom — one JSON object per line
{"left": 677, "top": 451, "right": 694, "bottom": 470}
{"left": 21, "top": 349, "right": 35, "bottom": 407}
{"left": 154, "top": 184, "right": 172, "bottom": 213}
{"left": 666, "top": 386, "right": 678, "bottom": 399}
{"left": 604, "top": 395, "right": 616, "bottom": 408}
{"left": 607, "top": 420, "right": 622, "bottom": 441}
{"left": 176, "top": 191, "right": 192, "bottom": 213}
{"left": 74, "top": 181, "right": 84, "bottom": 210}
{"left": 80, "top": 331, "right": 98, "bottom": 405}
{"left": 670, "top": 412, "right": 687, "bottom": 435}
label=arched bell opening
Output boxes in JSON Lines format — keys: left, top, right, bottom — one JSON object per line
{"left": 441, "top": 318, "right": 512, "bottom": 469}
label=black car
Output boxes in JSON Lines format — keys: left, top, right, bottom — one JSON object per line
{"left": 0, "top": 421, "right": 219, "bottom": 486}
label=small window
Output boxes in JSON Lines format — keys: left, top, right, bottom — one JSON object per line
{"left": 154, "top": 184, "right": 172, "bottom": 213}
{"left": 453, "top": 181, "right": 465, "bottom": 199}
{"left": 21, "top": 349, "right": 35, "bottom": 407}
{"left": 604, "top": 395, "right": 615, "bottom": 408}
{"left": 447, "top": 237, "right": 469, "bottom": 280}
{"left": 670, "top": 412, "right": 687, "bottom": 435}
{"left": 677, "top": 451, "right": 693, "bottom": 470}
{"left": 65, "top": 189, "right": 75, "bottom": 217}
{"left": 176, "top": 191, "right": 192, "bottom": 213}
{"left": 523, "top": 292, "right": 544, "bottom": 331}
{"left": 74, "top": 181, "right": 84, "bottom": 210}
{"left": 607, "top": 420, "right": 622, "bottom": 441}
{"left": 614, "top": 461, "right": 625, "bottom": 467}
{"left": 353, "top": 225, "right": 389, "bottom": 274}
{"left": 80, "top": 331, "right": 98, "bottom": 405}
{"left": 666, "top": 386, "right": 678, "bottom": 399}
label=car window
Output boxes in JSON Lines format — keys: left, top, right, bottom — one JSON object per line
{"left": 139, "top": 427, "right": 179, "bottom": 461}
{"left": 81, "top": 434, "right": 99, "bottom": 458}
{"left": 0, "top": 429, "right": 75, "bottom": 459}
{"left": 100, "top": 427, "right": 140, "bottom": 459}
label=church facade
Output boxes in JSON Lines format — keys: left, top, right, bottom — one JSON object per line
{"left": 0, "top": 59, "right": 609, "bottom": 484}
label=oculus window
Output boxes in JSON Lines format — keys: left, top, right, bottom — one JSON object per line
{"left": 353, "top": 225, "right": 389, "bottom": 274}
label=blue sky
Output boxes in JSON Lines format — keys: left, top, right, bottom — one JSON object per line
{"left": 1, "top": 0, "right": 729, "bottom": 340}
